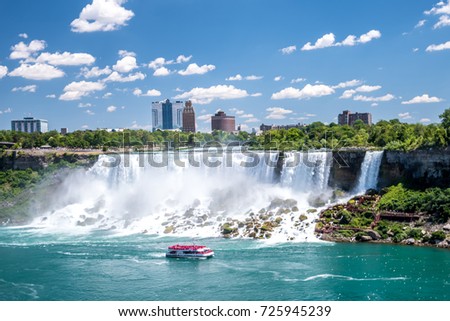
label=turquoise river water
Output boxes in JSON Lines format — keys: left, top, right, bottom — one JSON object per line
{"left": 0, "top": 228, "right": 448, "bottom": 301}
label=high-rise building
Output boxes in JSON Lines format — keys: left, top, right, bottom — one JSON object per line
{"left": 152, "top": 99, "right": 184, "bottom": 130}
{"left": 211, "top": 111, "right": 235, "bottom": 132}
{"left": 338, "top": 110, "right": 372, "bottom": 126}
{"left": 182, "top": 100, "right": 196, "bottom": 133}
{"left": 11, "top": 117, "right": 48, "bottom": 133}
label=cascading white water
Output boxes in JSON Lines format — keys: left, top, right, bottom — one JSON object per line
{"left": 29, "top": 150, "right": 332, "bottom": 242}
{"left": 353, "top": 151, "right": 384, "bottom": 194}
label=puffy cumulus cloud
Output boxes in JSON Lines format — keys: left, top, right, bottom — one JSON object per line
{"left": 332, "top": 79, "right": 362, "bottom": 89}
{"left": 133, "top": 88, "right": 161, "bottom": 97}
{"left": 113, "top": 56, "right": 137, "bottom": 73}
{"left": 280, "top": 45, "right": 297, "bottom": 55}
{"left": 71, "top": 0, "right": 134, "bottom": 33}
{"left": 340, "top": 89, "right": 357, "bottom": 99}
{"left": 266, "top": 107, "right": 293, "bottom": 119}
{"left": 12, "top": 85, "right": 37, "bottom": 93}
{"left": 271, "top": 84, "right": 335, "bottom": 100}
{"left": 0, "top": 66, "right": 7, "bottom": 78}
{"left": 178, "top": 63, "right": 216, "bottom": 76}
{"left": 302, "top": 33, "right": 336, "bottom": 51}
{"left": 176, "top": 55, "right": 192, "bottom": 63}
{"left": 425, "top": 0, "right": 450, "bottom": 15}
{"left": 274, "top": 76, "right": 283, "bottom": 82}
{"left": 426, "top": 41, "right": 450, "bottom": 51}
{"left": 81, "top": 66, "right": 112, "bottom": 78}
{"left": 46, "top": 94, "right": 56, "bottom": 99}
{"left": 401, "top": 94, "right": 443, "bottom": 104}
{"left": 302, "top": 30, "right": 381, "bottom": 51}
{"left": 118, "top": 50, "right": 136, "bottom": 57}
{"left": 434, "top": 15, "right": 450, "bottom": 28}
{"left": 174, "top": 85, "right": 250, "bottom": 104}
{"left": 106, "top": 105, "right": 117, "bottom": 112}
{"left": 19, "top": 33, "right": 28, "bottom": 39}
{"left": 9, "top": 63, "right": 65, "bottom": 80}
{"left": 103, "top": 71, "right": 146, "bottom": 82}
{"left": 59, "top": 80, "right": 105, "bottom": 101}
{"left": 353, "top": 94, "right": 395, "bottom": 102}
{"left": 36, "top": 52, "right": 95, "bottom": 66}
{"left": 153, "top": 67, "right": 171, "bottom": 77}
{"left": 226, "top": 74, "right": 263, "bottom": 81}
{"left": 10, "top": 40, "right": 46, "bottom": 59}
{"left": 229, "top": 108, "right": 245, "bottom": 115}
{"left": 355, "top": 85, "right": 382, "bottom": 93}
{"left": 398, "top": 112, "right": 412, "bottom": 120}
{"left": 420, "top": 118, "right": 431, "bottom": 123}
{"left": 148, "top": 57, "right": 167, "bottom": 70}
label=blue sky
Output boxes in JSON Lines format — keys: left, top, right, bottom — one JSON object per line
{"left": 0, "top": 0, "right": 449, "bottom": 132}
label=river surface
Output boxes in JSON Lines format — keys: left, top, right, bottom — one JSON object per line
{"left": 0, "top": 228, "right": 448, "bottom": 301}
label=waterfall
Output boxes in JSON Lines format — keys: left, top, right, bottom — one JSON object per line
{"left": 353, "top": 151, "right": 384, "bottom": 194}
{"left": 29, "top": 150, "right": 332, "bottom": 241}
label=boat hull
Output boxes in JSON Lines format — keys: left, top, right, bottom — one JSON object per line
{"left": 166, "top": 252, "right": 214, "bottom": 259}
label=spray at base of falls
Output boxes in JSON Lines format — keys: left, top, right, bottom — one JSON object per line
{"left": 28, "top": 150, "right": 383, "bottom": 242}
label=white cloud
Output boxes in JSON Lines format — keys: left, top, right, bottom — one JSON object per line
{"left": 246, "top": 75, "right": 263, "bottom": 80}
{"left": 19, "top": 33, "right": 28, "bottom": 39}
{"left": 398, "top": 112, "right": 412, "bottom": 120}
{"left": 280, "top": 45, "right": 297, "bottom": 55}
{"left": 302, "top": 33, "right": 336, "bottom": 51}
{"left": 413, "top": 48, "right": 419, "bottom": 52}
{"left": 229, "top": 108, "right": 244, "bottom": 115}
{"left": 401, "top": 94, "right": 443, "bottom": 104}
{"left": 106, "top": 105, "right": 117, "bottom": 112}
{"left": 332, "top": 79, "right": 362, "bottom": 89}
{"left": 81, "top": 66, "right": 112, "bottom": 78}
{"left": 371, "top": 103, "right": 379, "bottom": 107}
{"left": 82, "top": 125, "right": 89, "bottom": 129}
{"left": 85, "top": 109, "right": 95, "bottom": 116}
{"left": 113, "top": 56, "right": 137, "bottom": 73}
{"left": 103, "top": 71, "right": 146, "bottom": 82}
{"left": 174, "top": 85, "right": 249, "bottom": 104}
{"left": 71, "top": 0, "right": 134, "bottom": 33}
{"left": 353, "top": 94, "right": 395, "bottom": 102}
{"left": 240, "top": 113, "right": 254, "bottom": 118}
{"left": 271, "top": 84, "right": 335, "bottom": 100}
{"left": 10, "top": 40, "right": 46, "bottom": 59}
{"left": 0, "top": 66, "right": 7, "bottom": 78}
{"left": 148, "top": 57, "right": 167, "bottom": 70}
{"left": 358, "top": 30, "right": 382, "bottom": 43}
{"left": 266, "top": 107, "right": 293, "bottom": 119}
{"left": 118, "top": 50, "right": 136, "bottom": 58}
{"left": 355, "top": 85, "right": 382, "bottom": 92}
{"left": 434, "top": 15, "right": 450, "bottom": 28}
{"left": 133, "top": 88, "right": 161, "bottom": 97}
{"left": 46, "top": 94, "right": 56, "bottom": 99}
{"left": 59, "top": 80, "right": 105, "bottom": 101}
{"left": 340, "top": 89, "right": 357, "bottom": 99}
{"left": 226, "top": 74, "right": 243, "bottom": 81}
{"left": 197, "top": 114, "right": 212, "bottom": 122}
{"left": 178, "top": 63, "right": 216, "bottom": 76}
{"left": 291, "top": 78, "right": 306, "bottom": 84}
{"left": 251, "top": 93, "right": 262, "bottom": 97}
{"left": 274, "top": 76, "right": 283, "bottom": 82}
{"left": 176, "top": 55, "right": 192, "bottom": 63}
{"left": 425, "top": 1, "right": 450, "bottom": 15}
{"left": 302, "top": 30, "right": 381, "bottom": 51}
{"left": 244, "top": 118, "right": 260, "bottom": 123}
{"left": 9, "top": 63, "right": 65, "bottom": 80}
{"left": 103, "top": 92, "right": 112, "bottom": 98}
{"left": 36, "top": 52, "right": 95, "bottom": 66}
{"left": 153, "top": 67, "right": 171, "bottom": 77}
{"left": 420, "top": 118, "right": 431, "bottom": 123}
{"left": 415, "top": 20, "right": 427, "bottom": 28}
{"left": 0, "top": 108, "right": 13, "bottom": 115}
{"left": 426, "top": 41, "right": 450, "bottom": 51}
{"left": 12, "top": 85, "right": 37, "bottom": 93}
{"left": 78, "top": 103, "right": 92, "bottom": 108}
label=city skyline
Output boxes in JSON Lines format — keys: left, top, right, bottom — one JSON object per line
{"left": 0, "top": 0, "right": 449, "bottom": 132}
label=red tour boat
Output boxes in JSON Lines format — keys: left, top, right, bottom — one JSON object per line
{"left": 166, "top": 244, "right": 214, "bottom": 258}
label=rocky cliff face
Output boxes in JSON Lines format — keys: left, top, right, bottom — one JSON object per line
{"left": 328, "top": 149, "right": 450, "bottom": 191}
{"left": 0, "top": 151, "right": 99, "bottom": 171}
